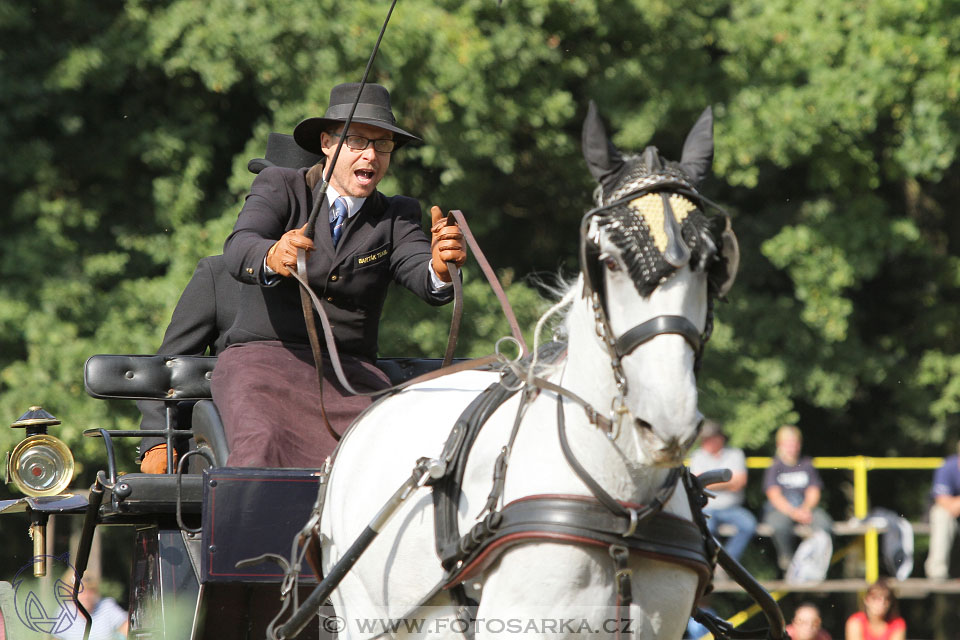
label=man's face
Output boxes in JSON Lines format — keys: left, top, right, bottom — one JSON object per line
{"left": 320, "top": 122, "right": 393, "bottom": 198}
{"left": 777, "top": 433, "right": 802, "bottom": 464}
{"left": 701, "top": 434, "right": 725, "bottom": 455}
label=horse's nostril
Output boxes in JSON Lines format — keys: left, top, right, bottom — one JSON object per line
{"left": 635, "top": 418, "right": 653, "bottom": 431}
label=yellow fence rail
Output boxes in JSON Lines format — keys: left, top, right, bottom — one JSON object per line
{"left": 743, "top": 456, "right": 944, "bottom": 583}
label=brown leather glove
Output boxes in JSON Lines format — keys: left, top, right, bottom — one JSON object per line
{"left": 266, "top": 224, "right": 315, "bottom": 277}
{"left": 430, "top": 206, "right": 467, "bottom": 283}
{"left": 140, "top": 444, "right": 178, "bottom": 474}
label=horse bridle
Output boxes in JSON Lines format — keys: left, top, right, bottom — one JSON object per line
{"left": 577, "top": 177, "right": 721, "bottom": 398}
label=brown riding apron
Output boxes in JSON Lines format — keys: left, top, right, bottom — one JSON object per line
{"left": 211, "top": 340, "right": 390, "bottom": 468}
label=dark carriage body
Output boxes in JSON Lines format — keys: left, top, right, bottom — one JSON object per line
{"left": 0, "top": 353, "right": 467, "bottom": 640}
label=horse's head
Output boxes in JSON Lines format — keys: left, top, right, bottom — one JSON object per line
{"left": 577, "top": 102, "right": 738, "bottom": 466}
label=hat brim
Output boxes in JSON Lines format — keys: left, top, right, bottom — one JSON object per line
{"left": 247, "top": 158, "right": 274, "bottom": 174}
{"left": 294, "top": 117, "right": 420, "bottom": 155}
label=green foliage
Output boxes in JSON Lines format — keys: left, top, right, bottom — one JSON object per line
{"left": 1, "top": 0, "right": 959, "bottom": 504}
{"left": 380, "top": 267, "right": 550, "bottom": 358}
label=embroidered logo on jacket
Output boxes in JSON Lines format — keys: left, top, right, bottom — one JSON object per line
{"left": 356, "top": 246, "right": 390, "bottom": 267}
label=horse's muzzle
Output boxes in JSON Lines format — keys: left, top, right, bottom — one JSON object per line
{"left": 635, "top": 418, "right": 690, "bottom": 466}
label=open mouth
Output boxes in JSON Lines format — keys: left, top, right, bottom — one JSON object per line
{"left": 355, "top": 169, "right": 375, "bottom": 185}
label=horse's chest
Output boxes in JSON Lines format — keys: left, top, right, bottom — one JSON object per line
{"left": 459, "top": 400, "right": 643, "bottom": 509}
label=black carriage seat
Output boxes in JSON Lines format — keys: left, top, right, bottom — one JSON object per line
{"left": 83, "top": 354, "right": 467, "bottom": 518}
{"left": 83, "top": 353, "right": 466, "bottom": 471}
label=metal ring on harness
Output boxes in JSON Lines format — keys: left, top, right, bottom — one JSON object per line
{"left": 622, "top": 507, "right": 639, "bottom": 538}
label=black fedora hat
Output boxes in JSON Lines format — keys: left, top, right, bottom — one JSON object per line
{"left": 293, "top": 83, "right": 420, "bottom": 155}
{"left": 248, "top": 133, "right": 324, "bottom": 174}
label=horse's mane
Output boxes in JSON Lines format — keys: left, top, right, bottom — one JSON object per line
{"left": 498, "top": 271, "right": 575, "bottom": 381}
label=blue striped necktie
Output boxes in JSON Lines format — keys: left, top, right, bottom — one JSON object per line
{"left": 330, "top": 197, "right": 348, "bottom": 247}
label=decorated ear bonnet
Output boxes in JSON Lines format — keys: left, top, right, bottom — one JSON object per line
{"left": 580, "top": 102, "right": 739, "bottom": 300}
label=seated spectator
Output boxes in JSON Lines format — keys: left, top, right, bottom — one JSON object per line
{"left": 56, "top": 573, "right": 128, "bottom": 640}
{"left": 763, "top": 425, "right": 833, "bottom": 573}
{"left": 924, "top": 442, "right": 960, "bottom": 580}
{"left": 689, "top": 419, "right": 757, "bottom": 563}
{"left": 844, "top": 580, "right": 905, "bottom": 640}
{"left": 787, "top": 602, "right": 832, "bottom": 640}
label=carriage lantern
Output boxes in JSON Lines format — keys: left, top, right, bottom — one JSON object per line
{"left": 4, "top": 406, "right": 76, "bottom": 577}
{"left": 5, "top": 405, "right": 75, "bottom": 498}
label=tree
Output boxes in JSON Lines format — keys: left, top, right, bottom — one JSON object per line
{"left": 1, "top": 0, "right": 958, "bottom": 530}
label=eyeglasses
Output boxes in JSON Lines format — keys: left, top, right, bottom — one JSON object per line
{"left": 332, "top": 133, "right": 396, "bottom": 154}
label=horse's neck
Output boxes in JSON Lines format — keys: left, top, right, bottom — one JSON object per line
{"left": 540, "top": 289, "right": 675, "bottom": 498}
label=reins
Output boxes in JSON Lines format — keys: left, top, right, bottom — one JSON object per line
{"left": 292, "top": 208, "right": 529, "bottom": 441}
{"left": 267, "top": 170, "right": 782, "bottom": 640}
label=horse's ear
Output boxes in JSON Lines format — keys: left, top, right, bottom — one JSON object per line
{"left": 582, "top": 100, "right": 625, "bottom": 187}
{"left": 679, "top": 106, "right": 713, "bottom": 186}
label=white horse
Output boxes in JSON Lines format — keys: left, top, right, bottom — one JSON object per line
{"left": 316, "top": 103, "right": 737, "bottom": 639}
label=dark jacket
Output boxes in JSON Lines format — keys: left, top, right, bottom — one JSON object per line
{"left": 137, "top": 255, "right": 242, "bottom": 457}
{"left": 222, "top": 166, "right": 452, "bottom": 360}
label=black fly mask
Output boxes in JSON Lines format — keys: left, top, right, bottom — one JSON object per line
{"left": 577, "top": 101, "right": 739, "bottom": 373}
{"left": 581, "top": 101, "right": 738, "bottom": 300}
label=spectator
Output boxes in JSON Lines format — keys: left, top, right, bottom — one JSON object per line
{"left": 689, "top": 419, "right": 757, "bottom": 563}
{"left": 56, "top": 573, "right": 127, "bottom": 640}
{"left": 924, "top": 442, "right": 960, "bottom": 580}
{"left": 844, "top": 580, "right": 906, "bottom": 640}
{"left": 787, "top": 602, "right": 832, "bottom": 640}
{"left": 763, "top": 425, "right": 833, "bottom": 572}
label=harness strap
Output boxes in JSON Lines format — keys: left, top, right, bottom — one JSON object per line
{"left": 528, "top": 375, "right": 614, "bottom": 433}
{"left": 477, "top": 386, "right": 539, "bottom": 518}
{"left": 609, "top": 545, "right": 632, "bottom": 640}
{"left": 556, "top": 393, "right": 682, "bottom": 521}
{"left": 441, "top": 494, "right": 711, "bottom": 597}
{"left": 431, "top": 343, "right": 567, "bottom": 569}
{"left": 614, "top": 314, "right": 702, "bottom": 356}
{"left": 556, "top": 393, "right": 630, "bottom": 517}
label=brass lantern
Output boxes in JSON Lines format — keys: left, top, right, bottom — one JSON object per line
{"left": 5, "top": 406, "right": 75, "bottom": 497}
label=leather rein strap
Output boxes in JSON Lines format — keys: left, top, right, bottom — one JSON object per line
{"left": 293, "top": 208, "right": 528, "bottom": 441}
{"left": 444, "top": 209, "right": 529, "bottom": 363}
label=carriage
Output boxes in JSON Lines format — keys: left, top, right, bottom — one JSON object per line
{"left": 1, "top": 355, "right": 472, "bottom": 639}
{"left": 1, "top": 102, "right": 785, "bottom": 640}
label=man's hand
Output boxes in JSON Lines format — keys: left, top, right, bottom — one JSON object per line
{"left": 266, "top": 224, "right": 315, "bottom": 277}
{"left": 141, "top": 444, "right": 177, "bottom": 474}
{"left": 790, "top": 506, "right": 814, "bottom": 525}
{"left": 430, "top": 206, "right": 467, "bottom": 282}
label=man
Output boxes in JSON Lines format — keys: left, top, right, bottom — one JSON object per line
{"left": 139, "top": 133, "right": 322, "bottom": 473}
{"left": 56, "top": 573, "right": 128, "bottom": 640}
{"left": 689, "top": 419, "right": 757, "bottom": 562}
{"left": 213, "top": 82, "right": 466, "bottom": 468}
{"left": 924, "top": 443, "right": 960, "bottom": 580}
{"left": 762, "top": 424, "right": 833, "bottom": 573}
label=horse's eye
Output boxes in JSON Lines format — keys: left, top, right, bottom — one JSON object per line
{"left": 603, "top": 256, "right": 621, "bottom": 272}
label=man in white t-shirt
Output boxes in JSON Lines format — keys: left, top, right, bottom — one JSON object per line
{"left": 56, "top": 574, "right": 128, "bottom": 640}
{"left": 689, "top": 419, "right": 757, "bottom": 562}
